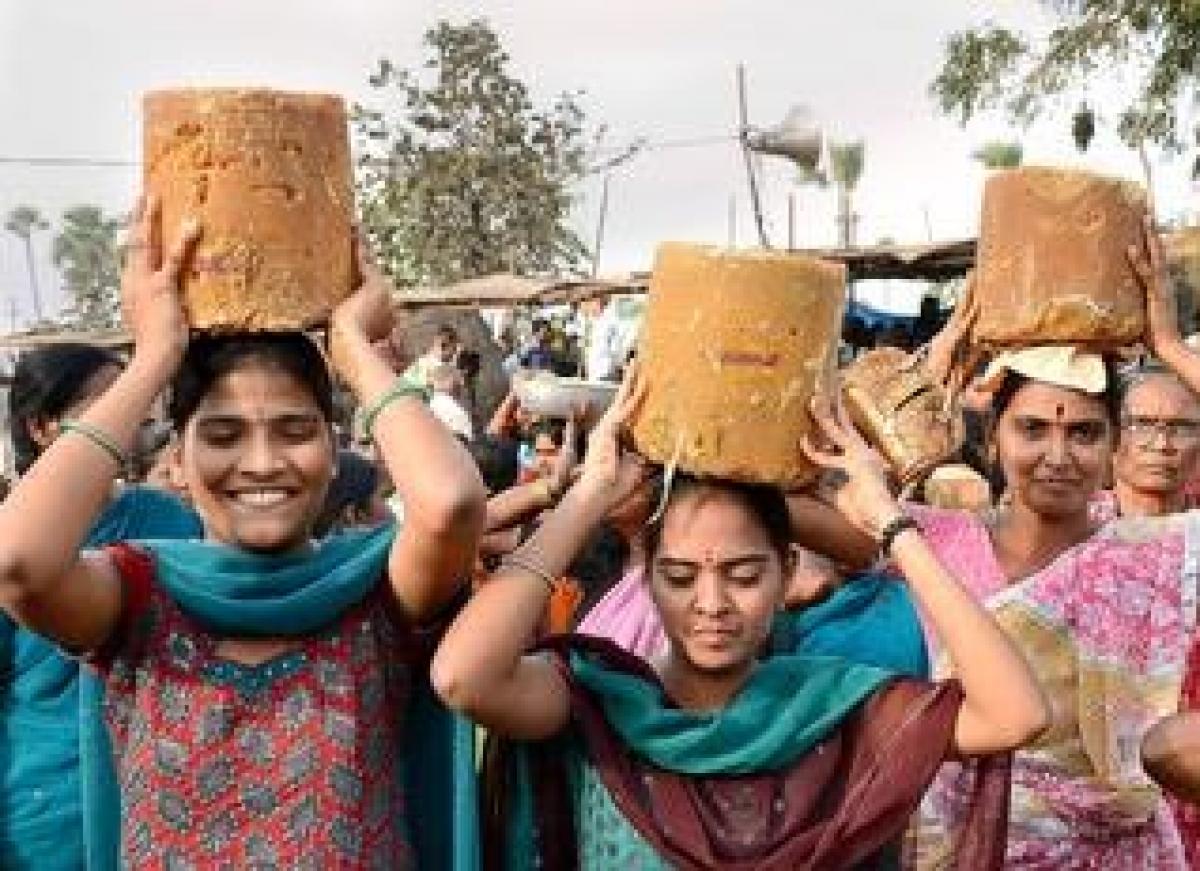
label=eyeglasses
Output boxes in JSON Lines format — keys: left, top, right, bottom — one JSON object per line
{"left": 1122, "top": 416, "right": 1200, "bottom": 445}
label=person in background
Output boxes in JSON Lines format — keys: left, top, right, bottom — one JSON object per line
{"left": 427, "top": 362, "right": 475, "bottom": 441}
{"left": 521, "top": 417, "right": 567, "bottom": 482}
{"left": 456, "top": 348, "right": 482, "bottom": 422}
{"left": 313, "top": 449, "right": 393, "bottom": 537}
{"left": 582, "top": 296, "right": 625, "bottom": 383}
{"left": 2, "top": 341, "right": 202, "bottom": 871}
{"left": 1098, "top": 362, "right": 1200, "bottom": 519}
{"left": 519, "top": 318, "right": 555, "bottom": 371}
{"left": 406, "top": 323, "right": 459, "bottom": 387}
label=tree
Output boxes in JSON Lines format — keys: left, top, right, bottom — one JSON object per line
{"left": 829, "top": 140, "right": 865, "bottom": 247}
{"left": 972, "top": 140, "right": 1024, "bottom": 169}
{"left": 4, "top": 205, "right": 49, "bottom": 322}
{"left": 52, "top": 205, "right": 122, "bottom": 329}
{"left": 353, "top": 20, "right": 596, "bottom": 285}
{"left": 932, "top": 3, "right": 1200, "bottom": 156}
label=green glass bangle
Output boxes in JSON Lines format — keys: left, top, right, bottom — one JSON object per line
{"left": 59, "top": 419, "right": 129, "bottom": 469}
{"left": 360, "top": 379, "right": 430, "bottom": 441}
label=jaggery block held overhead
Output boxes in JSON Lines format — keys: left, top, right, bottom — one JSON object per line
{"left": 143, "top": 88, "right": 354, "bottom": 331}
{"left": 972, "top": 166, "right": 1148, "bottom": 350}
{"left": 631, "top": 243, "right": 846, "bottom": 486}
{"left": 841, "top": 346, "right": 963, "bottom": 486}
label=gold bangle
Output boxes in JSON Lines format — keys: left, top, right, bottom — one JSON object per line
{"left": 500, "top": 552, "right": 556, "bottom": 594}
{"left": 59, "top": 419, "right": 128, "bottom": 469}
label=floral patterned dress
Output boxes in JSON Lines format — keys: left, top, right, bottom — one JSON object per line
{"left": 91, "top": 545, "right": 416, "bottom": 870}
{"left": 908, "top": 506, "right": 1198, "bottom": 869}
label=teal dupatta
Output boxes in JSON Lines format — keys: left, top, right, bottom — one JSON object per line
{"left": 84, "top": 523, "right": 478, "bottom": 870}
{"left": 502, "top": 572, "right": 929, "bottom": 867}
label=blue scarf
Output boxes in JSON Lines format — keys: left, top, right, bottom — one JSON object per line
{"left": 503, "top": 571, "right": 928, "bottom": 866}
{"left": 140, "top": 523, "right": 394, "bottom": 636}
{"left": 84, "top": 523, "right": 478, "bottom": 870}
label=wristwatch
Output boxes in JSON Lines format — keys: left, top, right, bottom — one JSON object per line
{"left": 878, "top": 514, "right": 920, "bottom": 556}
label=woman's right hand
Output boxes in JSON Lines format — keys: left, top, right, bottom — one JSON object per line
{"left": 121, "top": 194, "right": 200, "bottom": 376}
{"left": 801, "top": 392, "right": 903, "bottom": 543}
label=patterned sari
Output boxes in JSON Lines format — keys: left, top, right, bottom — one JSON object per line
{"left": 908, "top": 507, "right": 1200, "bottom": 869}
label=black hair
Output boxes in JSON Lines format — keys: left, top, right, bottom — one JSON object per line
{"left": 9, "top": 343, "right": 123, "bottom": 474}
{"left": 642, "top": 474, "right": 792, "bottom": 565}
{"left": 469, "top": 434, "right": 520, "bottom": 494}
{"left": 168, "top": 333, "right": 334, "bottom": 431}
{"left": 457, "top": 350, "right": 481, "bottom": 381}
{"left": 529, "top": 417, "right": 566, "bottom": 448}
{"left": 568, "top": 523, "right": 631, "bottom": 622}
{"left": 313, "top": 450, "right": 379, "bottom": 537}
{"left": 990, "top": 365, "right": 1122, "bottom": 429}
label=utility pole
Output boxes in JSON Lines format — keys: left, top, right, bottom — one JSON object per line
{"left": 787, "top": 193, "right": 796, "bottom": 250}
{"left": 591, "top": 173, "right": 611, "bottom": 278}
{"left": 736, "top": 65, "right": 770, "bottom": 249}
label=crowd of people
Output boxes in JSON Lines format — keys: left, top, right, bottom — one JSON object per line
{"left": 2, "top": 191, "right": 1200, "bottom": 870}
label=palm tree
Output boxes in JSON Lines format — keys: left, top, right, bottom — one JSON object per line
{"left": 971, "top": 141, "right": 1024, "bottom": 170}
{"left": 829, "top": 140, "right": 865, "bottom": 248}
{"left": 5, "top": 205, "right": 49, "bottom": 322}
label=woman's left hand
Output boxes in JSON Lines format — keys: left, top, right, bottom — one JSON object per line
{"left": 801, "top": 391, "right": 902, "bottom": 542}
{"left": 1129, "top": 212, "right": 1182, "bottom": 357}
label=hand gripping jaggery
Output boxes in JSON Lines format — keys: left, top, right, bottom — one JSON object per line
{"left": 972, "top": 167, "right": 1148, "bottom": 350}
{"left": 631, "top": 243, "right": 846, "bottom": 487}
{"left": 143, "top": 88, "right": 354, "bottom": 331}
{"left": 840, "top": 347, "right": 963, "bottom": 486}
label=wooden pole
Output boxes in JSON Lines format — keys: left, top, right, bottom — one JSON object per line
{"left": 787, "top": 193, "right": 796, "bottom": 249}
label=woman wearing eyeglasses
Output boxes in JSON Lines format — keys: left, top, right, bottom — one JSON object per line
{"left": 1097, "top": 364, "right": 1200, "bottom": 520}
{"left": 1113, "top": 224, "right": 1200, "bottom": 865}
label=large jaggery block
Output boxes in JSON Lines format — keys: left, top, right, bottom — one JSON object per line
{"left": 973, "top": 167, "right": 1148, "bottom": 349}
{"left": 144, "top": 88, "right": 353, "bottom": 331}
{"left": 841, "top": 347, "right": 963, "bottom": 485}
{"left": 631, "top": 243, "right": 846, "bottom": 486}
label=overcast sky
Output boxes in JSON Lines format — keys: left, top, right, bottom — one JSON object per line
{"left": 1, "top": 0, "right": 1197, "bottom": 325}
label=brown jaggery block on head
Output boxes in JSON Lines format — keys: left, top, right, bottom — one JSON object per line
{"left": 841, "top": 347, "right": 963, "bottom": 486}
{"left": 631, "top": 243, "right": 846, "bottom": 487}
{"left": 973, "top": 166, "right": 1148, "bottom": 350}
{"left": 144, "top": 88, "right": 354, "bottom": 331}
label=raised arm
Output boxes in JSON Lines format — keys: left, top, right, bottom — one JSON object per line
{"left": 486, "top": 387, "right": 523, "bottom": 438}
{"left": 0, "top": 195, "right": 198, "bottom": 650}
{"left": 802, "top": 395, "right": 1049, "bottom": 757}
{"left": 432, "top": 370, "right": 650, "bottom": 740}
{"left": 483, "top": 414, "right": 578, "bottom": 532}
{"left": 1132, "top": 213, "right": 1200, "bottom": 394}
{"left": 330, "top": 249, "right": 486, "bottom": 623}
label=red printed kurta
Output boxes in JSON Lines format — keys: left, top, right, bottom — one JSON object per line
{"left": 93, "top": 545, "right": 415, "bottom": 870}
